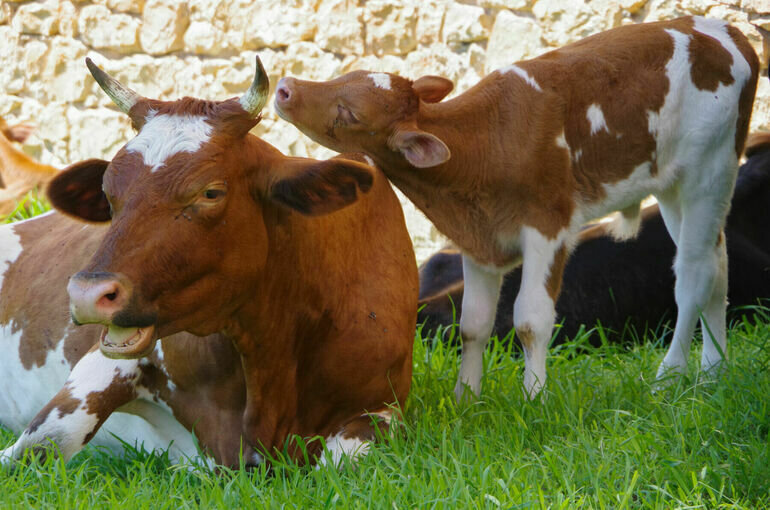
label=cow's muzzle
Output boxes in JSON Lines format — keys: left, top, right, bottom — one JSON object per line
{"left": 67, "top": 271, "right": 157, "bottom": 358}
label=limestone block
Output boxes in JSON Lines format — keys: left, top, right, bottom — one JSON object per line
{"left": 365, "top": 0, "right": 418, "bottom": 56}
{"left": 15, "top": 100, "right": 69, "bottom": 167}
{"left": 416, "top": 0, "right": 448, "bottom": 46}
{"left": 42, "top": 37, "right": 90, "bottom": 103}
{"left": 283, "top": 42, "right": 342, "bottom": 81}
{"left": 479, "top": 0, "right": 531, "bottom": 9}
{"left": 443, "top": 3, "right": 491, "bottom": 48}
{"left": 405, "top": 43, "right": 481, "bottom": 94}
{"left": 66, "top": 106, "right": 134, "bottom": 161}
{"left": 0, "top": 27, "right": 23, "bottom": 94}
{"left": 12, "top": 0, "right": 61, "bottom": 35}
{"left": 743, "top": 0, "right": 770, "bottom": 15}
{"left": 86, "top": 54, "right": 180, "bottom": 104}
{"left": 96, "top": 0, "right": 145, "bottom": 13}
{"left": 140, "top": 0, "right": 189, "bottom": 55}
{"left": 341, "top": 54, "right": 407, "bottom": 75}
{"left": 0, "top": 3, "right": 10, "bottom": 25}
{"left": 468, "top": 42, "right": 486, "bottom": 77}
{"left": 314, "top": 0, "right": 364, "bottom": 54}
{"left": 183, "top": 20, "right": 224, "bottom": 55}
{"left": 486, "top": 9, "right": 545, "bottom": 73}
{"left": 214, "top": 0, "right": 317, "bottom": 50}
{"left": 58, "top": 1, "right": 77, "bottom": 37}
{"left": 79, "top": 5, "right": 141, "bottom": 53}
{"left": 533, "top": 0, "right": 623, "bottom": 47}
{"left": 642, "top": 0, "right": 690, "bottom": 21}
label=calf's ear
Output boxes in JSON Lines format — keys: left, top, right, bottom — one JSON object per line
{"left": 268, "top": 157, "right": 375, "bottom": 216}
{"left": 412, "top": 76, "right": 453, "bottom": 103}
{"left": 47, "top": 159, "right": 111, "bottom": 222}
{"left": 389, "top": 127, "right": 451, "bottom": 168}
{"left": 5, "top": 123, "right": 34, "bottom": 144}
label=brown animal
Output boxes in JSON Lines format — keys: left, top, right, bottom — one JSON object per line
{"left": 274, "top": 16, "right": 759, "bottom": 399}
{"left": 0, "top": 56, "right": 417, "bottom": 468}
{"left": 0, "top": 117, "right": 57, "bottom": 216}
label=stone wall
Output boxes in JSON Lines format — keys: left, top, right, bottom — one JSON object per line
{"left": 1, "top": 0, "right": 768, "bottom": 262}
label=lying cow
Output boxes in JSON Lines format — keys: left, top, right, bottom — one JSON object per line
{"left": 0, "top": 117, "right": 58, "bottom": 216}
{"left": 419, "top": 133, "right": 770, "bottom": 342}
{"left": 274, "top": 16, "right": 759, "bottom": 399}
{"left": 0, "top": 56, "right": 418, "bottom": 467}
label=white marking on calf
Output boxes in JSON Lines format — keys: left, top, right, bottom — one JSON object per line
{"left": 363, "top": 155, "right": 375, "bottom": 167}
{"left": 555, "top": 132, "right": 568, "bottom": 150}
{"left": 126, "top": 111, "right": 212, "bottom": 173}
{"left": 318, "top": 431, "right": 371, "bottom": 468}
{"left": 0, "top": 223, "right": 22, "bottom": 292}
{"left": 500, "top": 65, "right": 542, "bottom": 92}
{"left": 368, "top": 73, "right": 392, "bottom": 90}
{"left": 586, "top": 104, "right": 609, "bottom": 135}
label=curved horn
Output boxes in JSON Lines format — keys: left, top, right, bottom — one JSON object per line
{"left": 85, "top": 57, "right": 141, "bottom": 115}
{"left": 239, "top": 55, "right": 269, "bottom": 118}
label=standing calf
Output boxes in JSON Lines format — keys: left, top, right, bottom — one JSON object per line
{"left": 274, "top": 17, "right": 759, "bottom": 399}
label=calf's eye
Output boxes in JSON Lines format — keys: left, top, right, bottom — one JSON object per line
{"left": 203, "top": 188, "right": 225, "bottom": 200}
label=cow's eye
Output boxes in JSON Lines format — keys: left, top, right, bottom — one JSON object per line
{"left": 204, "top": 188, "right": 225, "bottom": 200}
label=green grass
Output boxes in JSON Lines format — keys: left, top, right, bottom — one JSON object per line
{"left": 2, "top": 200, "right": 769, "bottom": 508}
{"left": 1, "top": 319, "right": 769, "bottom": 509}
{"left": 1, "top": 189, "right": 51, "bottom": 224}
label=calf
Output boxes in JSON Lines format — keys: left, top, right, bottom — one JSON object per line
{"left": 275, "top": 17, "right": 759, "bottom": 399}
{"left": 0, "top": 118, "right": 58, "bottom": 216}
{"left": 1, "top": 56, "right": 417, "bottom": 467}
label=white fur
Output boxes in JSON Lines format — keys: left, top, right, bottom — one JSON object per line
{"left": 586, "top": 104, "right": 609, "bottom": 135}
{"left": 363, "top": 155, "right": 375, "bottom": 167}
{"left": 126, "top": 112, "right": 212, "bottom": 173}
{"left": 319, "top": 432, "right": 371, "bottom": 468}
{"left": 555, "top": 132, "right": 568, "bottom": 150}
{"left": 514, "top": 227, "right": 569, "bottom": 398}
{"left": 368, "top": 73, "right": 392, "bottom": 90}
{"left": 454, "top": 255, "right": 503, "bottom": 401}
{"left": 500, "top": 65, "right": 542, "bottom": 92}
{"left": 0, "top": 222, "right": 22, "bottom": 293}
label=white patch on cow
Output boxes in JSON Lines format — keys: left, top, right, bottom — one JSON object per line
{"left": 368, "top": 73, "right": 391, "bottom": 90}
{"left": 126, "top": 111, "right": 212, "bottom": 173}
{"left": 514, "top": 226, "right": 569, "bottom": 398}
{"left": 150, "top": 341, "right": 176, "bottom": 393}
{"left": 0, "top": 223, "right": 23, "bottom": 293}
{"left": 586, "top": 103, "right": 609, "bottom": 135}
{"left": 319, "top": 432, "right": 371, "bottom": 468}
{"left": 572, "top": 148, "right": 582, "bottom": 162}
{"left": 555, "top": 132, "right": 568, "bottom": 150}
{"left": 454, "top": 255, "right": 504, "bottom": 401}
{"left": 363, "top": 155, "right": 375, "bottom": 167}
{"left": 500, "top": 65, "right": 542, "bottom": 92}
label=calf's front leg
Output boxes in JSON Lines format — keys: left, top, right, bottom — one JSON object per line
{"left": 454, "top": 255, "right": 503, "bottom": 402}
{"left": 514, "top": 227, "right": 568, "bottom": 399}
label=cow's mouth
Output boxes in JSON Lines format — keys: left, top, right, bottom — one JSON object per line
{"left": 99, "top": 325, "right": 157, "bottom": 359}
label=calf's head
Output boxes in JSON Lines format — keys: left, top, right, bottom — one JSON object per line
{"left": 49, "top": 57, "right": 375, "bottom": 359}
{"left": 274, "top": 71, "right": 453, "bottom": 168}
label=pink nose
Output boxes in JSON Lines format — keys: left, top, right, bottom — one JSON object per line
{"left": 275, "top": 77, "right": 294, "bottom": 106}
{"left": 67, "top": 272, "right": 129, "bottom": 325}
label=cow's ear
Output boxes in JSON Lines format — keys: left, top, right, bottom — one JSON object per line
{"left": 413, "top": 76, "right": 453, "bottom": 103}
{"left": 268, "top": 157, "right": 375, "bottom": 216}
{"left": 5, "top": 123, "right": 34, "bottom": 143}
{"left": 47, "top": 159, "right": 111, "bottom": 222}
{"left": 389, "top": 126, "right": 451, "bottom": 168}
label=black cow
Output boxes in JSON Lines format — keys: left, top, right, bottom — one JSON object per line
{"left": 419, "top": 133, "right": 770, "bottom": 346}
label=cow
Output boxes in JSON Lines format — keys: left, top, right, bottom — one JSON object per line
{"left": 0, "top": 118, "right": 58, "bottom": 216}
{"left": 273, "top": 16, "right": 760, "bottom": 400}
{"left": 0, "top": 56, "right": 418, "bottom": 468}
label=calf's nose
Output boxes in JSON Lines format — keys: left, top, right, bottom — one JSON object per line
{"left": 275, "top": 77, "right": 294, "bottom": 106}
{"left": 67, "top": 271, "right": 129, "bottom": 325}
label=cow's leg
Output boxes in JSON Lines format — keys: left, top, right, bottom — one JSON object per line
{"left": 453, "top": 255, "right": 503, "bottom": 402}
{"left": 513, "top": 227, "right": 568, "bottom": 399}
{"left": 317, "top": 410, "right": 392, "bottom": 468}
{"left": 0, "top": 347, "right": 140, "bottom": 465}
{"left": 656, "top": 173, "right": 733, "bottom": 381}
{"left": 700, "top": 233, "right": 728, "bottom": 373}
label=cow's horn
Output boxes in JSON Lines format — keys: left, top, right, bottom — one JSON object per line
{"left": 86, "top": 58, "right": 140, "bottom": 115}
{"left": 239, "top": 55, "right": 269, "bottom": 118}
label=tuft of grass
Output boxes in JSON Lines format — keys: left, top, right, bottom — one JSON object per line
{"left": 1, "top": 317, "right": 769, "bottom": 508}
{"left": 2, "top": 189, "right": 51, "bottom": 224}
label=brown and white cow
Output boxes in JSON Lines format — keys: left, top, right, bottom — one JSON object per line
{"left": 0, "top": 118, "right": 58, "bottom": 216}
{"left": 274, "top": 17, "right": 760, "bottom": 399}
{"left": 0, "top": 56, "right": 417, "bottom": 467}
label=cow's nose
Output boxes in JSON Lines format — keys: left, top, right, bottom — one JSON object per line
{"left": 67, "top": 271, "right": 130, "bottom": 325}
{"left": 275, "top": 78, "right": 294, "bottom": 105}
